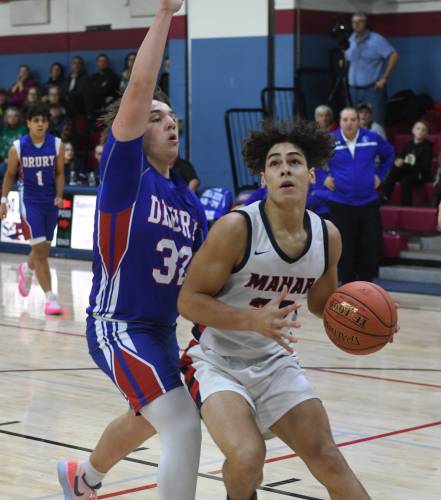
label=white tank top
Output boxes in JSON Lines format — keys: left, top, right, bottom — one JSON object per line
{"left": 199, "top": 201, "right": 329, "bottom": 359}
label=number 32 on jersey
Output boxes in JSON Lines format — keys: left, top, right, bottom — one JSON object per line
{"left": 152, "top": 238, "right": 192, "bottom": 286}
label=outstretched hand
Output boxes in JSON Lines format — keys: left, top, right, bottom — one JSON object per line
{"left": 159, "top": 0, "right": 184, "bottom": 14}
{"left": 250, "top": 286, "right": 301, "bottom": 353}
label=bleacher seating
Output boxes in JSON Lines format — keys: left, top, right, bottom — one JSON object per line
{"left": 381, "top": 206, "right": 438, "bottom": 232}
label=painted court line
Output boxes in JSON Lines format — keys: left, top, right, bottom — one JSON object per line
{"left": 207, "top": 419, "right": 441, "bottom": 474}
{"left": 98, "top": 420, "right": 441, "bottom": 497}
{"left": 311, "top": 368, "right": 441, "bottom": 389}
{"left": 0, "top": 321, "right": 84, "bottom": 338}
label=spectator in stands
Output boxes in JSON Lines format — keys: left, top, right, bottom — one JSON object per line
{"left": 48, "top": 103, "right": 71, "bottom": 137}
{"left": 345, "top": 11, "right": 399, "bottom": 126}
{"left": 307, "top": 166, "right": 332, "bottom": 218}
{"left": 86, "top": 53, "right": 120, "bottom": 127}
{"left": 60, "top": 122, "right": 77, "bottom": 150}
{"left": 0, "top": 107, "right": 27, "bottom": 185}
{"left": 42, "top": 62, "right": 66, "bottom": 96}
{"left": 64, "top": 55, "right": 88, "bottom": 117}
{"left": 0, "top": 88, "right": 8, "bottom": 127}
{"left": 173, "top": 156, "right": 200, "bottom": 192}
{"left": 23, "top": 86, "right": 42, "bottom": 116}
{"left": 46, "top": 85, "right": 68, "bottom": 115}
{"left": 433, "top": 155, "right": 441, "bottom": 229}
{"left": 64, "top": 141, "right": 86, "bottom": 185}
{"left": 325, "top": 107, "right": 394, "bottom": 283}
{"left": 314, "top": 105, "right": 337, "bottom": 132}
{"left": 381, "top": 120, "right": 433, "bottom": 206}
{"left": 119, "top": 52, "right": 137, "bottom": 93}
{"left": 357, "top": 102, "right": 386, "bottom": 139}
{"left": 8, "top": 64, "right": 38, "bottom": 108}
{"left": 158, "top": 55, "right": 170, "bottom": 96}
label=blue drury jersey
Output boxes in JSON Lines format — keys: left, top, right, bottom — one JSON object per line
{"left": 87, "top": 131, "right": 208, "bottom": 331}
{"left": 15, "top": 133, "right": 60, "bottom": 204}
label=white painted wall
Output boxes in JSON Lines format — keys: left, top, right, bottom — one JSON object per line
{"left": 0, "top": 0, "right": 439, "bottom": 38}
{"left": 188, "top": 0, "right": 268, "bottom": 39}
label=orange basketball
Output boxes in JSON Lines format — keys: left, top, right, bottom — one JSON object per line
{"left": 323, "top": 281, "right": 397, "bottom": 355}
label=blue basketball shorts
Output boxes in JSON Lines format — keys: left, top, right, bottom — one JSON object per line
{"left": 86, "top": 316, "right": 183, "bottom": 413}
{"left": 20, "top": 200, "right": 58, "bottom": 244}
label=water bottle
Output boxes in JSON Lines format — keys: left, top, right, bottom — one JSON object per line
{"left": 88, "top": 171, "right": 96, "bottom": 186}
{"left": 69, "top": 170, "right": 76, "bottom": 185}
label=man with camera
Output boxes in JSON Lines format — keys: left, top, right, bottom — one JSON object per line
{"left": 345, "top": 11, "right": 399, "bottom": 126}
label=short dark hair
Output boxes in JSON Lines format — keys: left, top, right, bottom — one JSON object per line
{"left": 357, "top": 102, "right": 373, "bottom": 112}
{"left": 27, "top": 105, "right": 50, "bottom": 121}
{"left": 243, "top": 119, "right": 335, "bottom": 175}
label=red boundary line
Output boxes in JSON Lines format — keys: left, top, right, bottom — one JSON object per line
{"left": 97, "top": 420, "right": 441, "bottom": 497}
{"left": 312, "top": 368, "right": 441, "bottom": 389}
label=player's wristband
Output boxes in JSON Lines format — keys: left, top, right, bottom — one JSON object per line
{"left": 1, "top": 196, "right": 7, "bottom": 204}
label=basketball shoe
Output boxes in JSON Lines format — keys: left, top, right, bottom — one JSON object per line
{"left": 57, "top": 460, "right": 101, "bottom": 500}
{"left": 18, "top": 262, "right": 33, "bottom": 297}
{"left": 44, "top": 297, "right": 62, "bottom": 315}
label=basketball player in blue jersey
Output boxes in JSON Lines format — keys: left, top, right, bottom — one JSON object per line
{"left": 179, "top": 120, "right": 371, "bottom": 500}
{"left": 0, "top": 105, "right": 64, "bottom": 315}
{"left": 57, "top": 1, "right": 206, "bottom": 499}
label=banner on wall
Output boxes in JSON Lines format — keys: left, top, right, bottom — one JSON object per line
{"left": 70, "top": 195, "right": 96, "bottom": 250}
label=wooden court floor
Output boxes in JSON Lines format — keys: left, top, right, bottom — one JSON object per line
{"left": 0, "top": 253, "right": 440, "bottom": 500}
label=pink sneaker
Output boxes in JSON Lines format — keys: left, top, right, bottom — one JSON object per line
{"left": 45, "top": 298, "right": 62, "bottom": 315}
{"left": 57, "top": 460, "right": 101, "bottom": 500}
{"left": 18, "top": 262, "right": 33, "bottom": 297}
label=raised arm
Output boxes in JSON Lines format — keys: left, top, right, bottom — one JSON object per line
{"left": 112, "top": 0, "right": 183, "bottom": 141}
{"left": 307, "top": 220, "right": 342, "bottom": 318}
{"left": 0, "top": 146, "right": 20, "bottom": 219}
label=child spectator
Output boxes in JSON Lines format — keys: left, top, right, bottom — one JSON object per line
{"left": 22, "top": 87, "right": 42, "bottom": 116}
{"left": 0, "top": 107, "right": 27, "bottom": 166}
{"left": 0, "top": 107, "right": 27, "bottom": 185}
{"left": 64, "top": 142, "right": 86, "bottom": 185}
{"left": 119, "top": 52, "right": 136, "bottom": 93}
{"left": 8, "top": 65, "right": 37, "bottom": 108}
{"left": 381, "top": 120, "right": 433, "bottom": 205}
{"left": 45, "top": 85, "right": 68, "bottom": 115}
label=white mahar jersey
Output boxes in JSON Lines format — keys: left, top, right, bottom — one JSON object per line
{"left": 200, "top": 201, "right": 329, "bottom": 359}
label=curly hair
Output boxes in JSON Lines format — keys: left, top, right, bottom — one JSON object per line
{"left": 242, "top": 119, "right": 335, "bottom": 175}
{"left": 99, "top": 87, "right": 171, "bottom": 144}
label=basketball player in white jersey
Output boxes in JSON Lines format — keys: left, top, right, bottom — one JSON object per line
{"left": 179, "top": 120, "right": 371, "bottom": 500}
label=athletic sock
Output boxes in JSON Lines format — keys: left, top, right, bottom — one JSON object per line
{"left": 82, "top": 459, "right": 105, "bottom": 487}
{"left": 45, "top": 291, "right": 57, "bottom": 301}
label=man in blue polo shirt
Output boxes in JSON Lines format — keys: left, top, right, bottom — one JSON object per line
{"left": 325, "top": 107, "right": 394, "bottom": 284}
{"left": 345, "top": 11, "right": 399, "bottom": 125}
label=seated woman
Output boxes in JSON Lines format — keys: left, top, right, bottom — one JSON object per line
{"left": 381, "top": 120, "right": 433, "bottom": 206}
{"left": 63, "top": 141, "right": 86, "bottom": 185}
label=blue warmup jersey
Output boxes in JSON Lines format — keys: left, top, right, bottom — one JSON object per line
{"left": 87, "top": 131, "right": 208, "bottom": 333}
{"left": 18, "top": 133, "right": 58, "bottom": 204}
